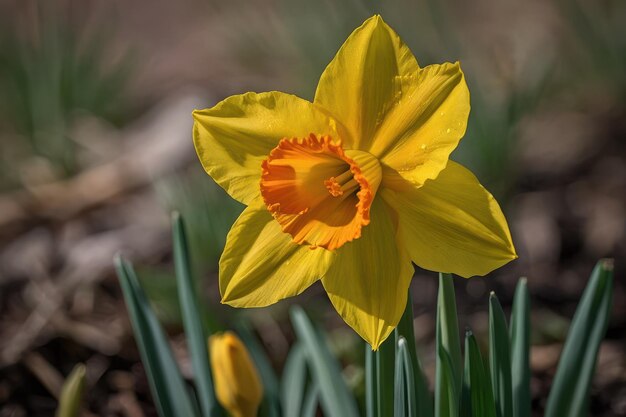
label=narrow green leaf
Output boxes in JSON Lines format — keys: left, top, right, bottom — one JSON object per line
{"left": 302, "top": 384, "right": 320, "bottom": 417}
{"left": 115, "top": 256, "right": 198, "bottom": 417}
{"left": 281, "top": 343, "right": 308, "bottom": 417}
{"left": 545, "top": 259, "right": 614, "bottom": 417}
{"left": 290, "top": 307, "right": 360, "bottom": 417}
{"left": 395, "top": 337, "right": 417, "bottom": 417}
{"left": 466, "top": 330, "right": 497, "bottom": 417}
{"left": 172, "top": 213, "right": 223, "bottom": 417}
{"left": 376, "top": 335, "right": 395, "bottom": 417}
{"left": 56, "top": 364, "right": 86, "bottom": 417}
{"left": 489, "top": 293, "right": 513, "bottom": 417}
{"left": 235, "top": 321, "right": 282, "bottom": 417}
{"left": 460, "top": 331, "right": 471, "bottom": 417}
{"left": 366, "top": 346, "right": 378, "bottom": 417}
{"left": 395, "top": 293, "right": 433, "bottom": 417}
{"left": 394, "top": 343, "right": 406, "bottom": 417}
{"left": 436, "top": 342, "right": 459, "bottom": 417}
{"left": 435, "top": 273, "right": 462, "bottom": 417}
{"left": 400, "top": 340, "right": 417, "bottom": 417}
{"left": 510, "top": 278, "right": 530, "bottom": 417}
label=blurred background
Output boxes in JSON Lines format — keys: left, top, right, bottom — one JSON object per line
{"left": 0, "top": 0, "right": 624, "bottom": 415}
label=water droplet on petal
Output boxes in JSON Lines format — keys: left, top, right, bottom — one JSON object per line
{"left": 329, "top": 118, "right": 337, "bottom": 131}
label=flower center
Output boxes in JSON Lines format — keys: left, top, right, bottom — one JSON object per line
{"left": 324, "top": 170, "right": 357, "bottom": 197}
{"left": 260, "top": 134, "right": 382, "bottom": 250}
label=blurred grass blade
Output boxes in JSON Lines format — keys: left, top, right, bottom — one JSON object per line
{"left": 172, "top": 213, "right": 223, "bottom": 417}
{"left": 435, "top": 273, "right": 462, "bottom": 417}
{"left": 235, "top": 321, "right": 282, "bottom": 417}
{"left": 366, "top": 346, "right": 377, "bottom": 417}
{"left": 376, "top": 336, "right": 395, "bottom": 417}
{"left": 290, "top": 306, "right": 360, "bottom": 417}
{"left": 281, "top": 343, "right": 307, "bottom": 417}
{"left": 56, "top": 364, "right": 86, "bottom": 417}
{"left": 465, "top": 330, "right": 497, "bottom": 417}
{"left": 545, "top": 259, "right": 614, "bottom": 417}
{"left": 115, "top": 256, "right": 198, "bottom": 417}
{"left": 436, "top": 342, "right": 459, "bottom": 417}
{"left": 395, "top": 293, "right": 433, "bottom": 417}
{"left": 510, "top": 279, "right": 530, "bottom": 417}
{"left": 489, "top": 293, "right": 513, "bottom": 417}
{"left": 302, "top": 384, "right": 320, "bottom": 417}
{"left": 394, "top": 337, "right": 417, "bottom": 417}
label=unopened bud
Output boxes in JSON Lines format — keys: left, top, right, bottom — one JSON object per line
{"left": 209, "top": 332, "right": 263, "bottom": 417}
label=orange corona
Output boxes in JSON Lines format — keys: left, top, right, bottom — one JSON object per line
{"left": 260, "top": 134, "right": 381, "bottom": 250}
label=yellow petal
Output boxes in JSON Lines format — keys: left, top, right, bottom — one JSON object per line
{"left": 381, "top": 161, "right": 517, "bottom": 278}
{"left": 314, "top": 15, "right": 419, "bottom": 151}
{"left": 193, "top": 91, "right": 341, "bottom": 205}
{"left": 321, "top": 198, "right": 414, "bottom": 350}
{"left": 220, "top": 202, "right": 335, "bottom": 307}
{"left": 374, "top": 62, "right": 470, "bottom": 188}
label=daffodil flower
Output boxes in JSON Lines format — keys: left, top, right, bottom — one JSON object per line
{"left": 193, "top": 16, "right": 516, "bottom": 349}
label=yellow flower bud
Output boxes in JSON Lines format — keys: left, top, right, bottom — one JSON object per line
{"left": 209, "top": 331, "right": 263, "bottom": 417}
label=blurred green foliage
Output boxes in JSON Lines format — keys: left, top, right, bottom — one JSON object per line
{"left": 156, "top": 167, "right": 244, "bottom": 275}
{"left": 557, "top": 0, "right": 626, "bottom": 95}
{"left": 135, "top": 168, "right": 244, "bottom": 328}
{"left": 0, "top": 1, "right": 133, "bottom": 182}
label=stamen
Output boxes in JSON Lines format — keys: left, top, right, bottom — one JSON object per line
{"left": 324, "top": 178, "right": 344, "bottom": 197}
{"left": 324, "top": 170, "right": 358, "bottom": 197}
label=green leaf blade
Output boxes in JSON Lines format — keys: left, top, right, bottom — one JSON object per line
{"left": 510, "top": 278, "right": 531, "bottom": 417}
{"left": 394, "top": 341, "right": 407, "bottom": 417}
{"left": 466, "top": 330, "right": 497, "bottom": 417}
{"left": 376, "top": 335, "right": 395, "bottom": 417}
{"left": 489, "top": 293, "right": 513, "bottom": 417}
{"left": 545, "top": 259, "right": 614, "bottom": 417}
{"left": 281, "top": 343, "right": 308, "bottom": 417}
{"left": 436, "top": 342, "right": 459, "bottom": 417}
{"left": 172, "top": 213, "right": 223, "bottom": 417}
{"left": 460, "top": 331, "right": 471, "bottom": 417}
{"left": 435, "top": 273, "right": 462, "bottom": 417}
{"left": 302, "top": 384, "right": 320, "bottom": 417}
{"left": 394, "top": 337, "right": 417, "bottom": 417}
{"left": 395, "top": 293, "right": 433, "bottom": 417}
{"left": 290, "top": 307, "right": 360, "bottom": 417}
{"left": 365, "top": 346, "right": 378, "bottom": 417}
{"left": 115, "top": 256, "right": 198, "bottom": 417}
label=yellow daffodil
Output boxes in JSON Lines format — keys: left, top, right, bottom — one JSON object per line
{"left": 209, "top": 332, "right": 263, "bottom": 417}
{"left": 193, "top": 16, "right": 516, "bottom": 349}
